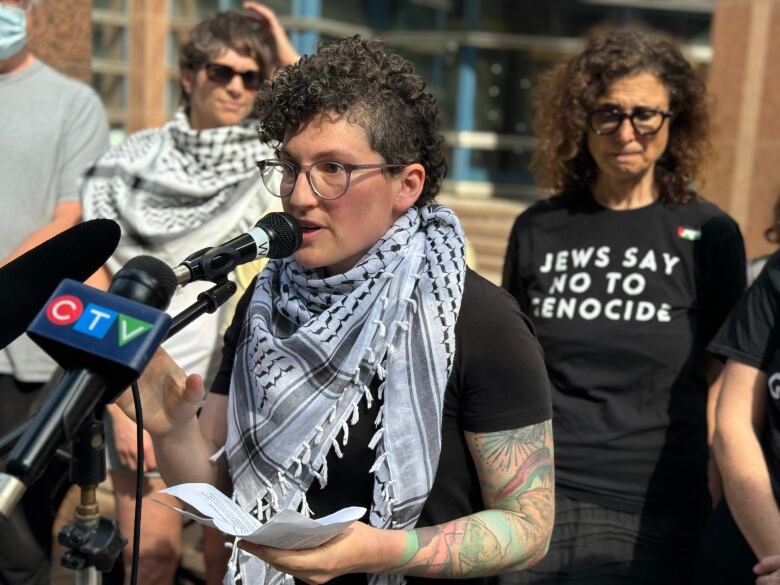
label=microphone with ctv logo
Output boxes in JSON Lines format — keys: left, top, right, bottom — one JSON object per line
{"left": 0, "top": 214, "right": 302, "bottom": 517}
{"left": 0, "top": 255, "right": 177, "bottom": 520}
{"left": 0, "top": 219, "right": 121, "bottom": 349}
{"left": 173, "top": 211, "right": 302, "bottom": 285}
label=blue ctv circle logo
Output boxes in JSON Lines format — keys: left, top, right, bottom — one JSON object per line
{"left": 45, "top": 295, "right": 154, "bottom": 346}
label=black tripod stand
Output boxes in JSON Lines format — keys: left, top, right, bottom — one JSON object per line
{"left": 57, "top": 413, "right": 125, "bottom": 585}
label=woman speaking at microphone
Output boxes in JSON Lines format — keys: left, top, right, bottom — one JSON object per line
{"left": 79, "top": 5, "right": 298, "bottom": 583}
{"left": 114, "top": 36, "right": 554, "bottom": 585}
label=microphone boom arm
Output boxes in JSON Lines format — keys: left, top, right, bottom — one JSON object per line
{"left": 167, "top": 276, "right": 238, "bottom": 339}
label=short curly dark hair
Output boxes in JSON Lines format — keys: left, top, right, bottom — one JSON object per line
{"left": 531, "top": 28, "right": 711, "bottom": 204}
{"left": 255, "top": 36, "right": 447, "bottom": 206}
{"left": 179, "top": 12, "right": 275, "bottom": 110}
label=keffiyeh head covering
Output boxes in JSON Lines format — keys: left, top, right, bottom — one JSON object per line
{"left": 225, "top": 204, "right": 466, "bottom": 585}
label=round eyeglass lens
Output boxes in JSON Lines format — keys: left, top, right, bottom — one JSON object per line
{"left": 309, "top": 162, "right": 348, "bottom": 199}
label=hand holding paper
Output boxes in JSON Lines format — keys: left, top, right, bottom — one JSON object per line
{"left": 158, "top": 482, "right": 366, "bottom": 550}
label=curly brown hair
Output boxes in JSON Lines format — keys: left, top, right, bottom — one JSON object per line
{"left": 254, "top": 36, "right": 447, "bottom": 206}
{"left": 179, "top": 11, "right": 275, "bottom": 110}
{"left": 531, "top": 28, "right": 711, "bottom": 204}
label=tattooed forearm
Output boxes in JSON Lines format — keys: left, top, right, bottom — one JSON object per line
{"left": 391, "top": 420, "right": 554, "bottom": 578}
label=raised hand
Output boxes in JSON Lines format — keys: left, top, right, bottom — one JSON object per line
{"left": 243, "top": 2, "right": 300, "bottom": 66}
{"left": 113, "top": 346, "right": 205, "bottom": 440}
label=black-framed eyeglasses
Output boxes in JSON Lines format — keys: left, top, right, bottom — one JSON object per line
{"left": 256, "top": 159, "right": 408, "bottom": 200}
{"left": 588, "top": 107, "right": 673, "bottom": 136}
{"left": 203, "top": 63, "right": 263, "bottom": 91}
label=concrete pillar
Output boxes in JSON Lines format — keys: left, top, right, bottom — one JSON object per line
{"left": 705, "top": 0, "right": 780, "bottom": 258}
{"left": 28, "top": 0, "right": 92, "bottom": 82}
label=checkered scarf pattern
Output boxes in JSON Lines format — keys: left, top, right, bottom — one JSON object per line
{"left": 81, "top": 109, "right": 274, "bottom": 268}
{"left": 224, "top": 204, "right": 466, "bottom": 585}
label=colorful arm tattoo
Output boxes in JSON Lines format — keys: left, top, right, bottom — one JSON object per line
{"left": 391, "top": 420, "right": 554, "bottom": 578}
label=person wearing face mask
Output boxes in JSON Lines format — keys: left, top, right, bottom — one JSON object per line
{"left": 79, "top": 5, "right": 297, "bottom": 584}
{"left": 0, "top": 1, "right": 109, "bottom": 584}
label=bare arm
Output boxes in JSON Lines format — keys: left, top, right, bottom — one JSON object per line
{"left": 706, "top": 355, "right": 725, "bottom": 506}
{"left": 240, "top": 419, "right": 554, "bottom": 583}
{"left": 114, "top": 347, "right": 230, "bottom": 491}
{"left": 394, "top": 420, "right": 554, "bottom": 576}
{"left": 153, "top": 392, "right": 231, "bottom": 492}
{"left": 714, "top": 359, "right": 780, "bottom": 558}
{"left": 0, "top": 201, "right": 81, "bottom": 267}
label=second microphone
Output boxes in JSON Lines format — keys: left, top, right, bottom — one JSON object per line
{"left": 173, "top": 212, "right": 302, "bottom": 285}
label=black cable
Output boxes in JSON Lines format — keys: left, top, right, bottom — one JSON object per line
{"left": 130, "top": 381, "right": 143, "bottom": 585}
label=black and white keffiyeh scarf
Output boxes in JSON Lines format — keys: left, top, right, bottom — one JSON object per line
{"left": 81, "top": 108, "right": 274, "bottom": 270}
{"left": 225, "top": 204, "right": 467, "bottom": 585}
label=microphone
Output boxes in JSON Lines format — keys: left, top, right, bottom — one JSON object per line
{"left": 173, "top": 212, "right": 302, "bottom": 285}
{"left": 0, "top": 255, "right": 177, "bottom": 520}
{"left": 0, "top": 219, "right": 121, "bottom": 349}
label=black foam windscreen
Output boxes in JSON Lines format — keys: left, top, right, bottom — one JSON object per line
{"left": 0, "top": 219, "right": 121, "bottom": 350}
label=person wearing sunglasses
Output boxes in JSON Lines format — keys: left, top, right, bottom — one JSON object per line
{"left": 79, "top": 5, "right": 298, "bottom": 584}
{"left": 111, "top": 36, "right": 555, "bottom": 585}
{"left": 501, "top": 29, "right": 746, "bottom": 584}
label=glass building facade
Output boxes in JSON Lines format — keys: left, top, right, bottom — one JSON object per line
{"left": 90, "top": 0, "right": 715, "bottom": 201}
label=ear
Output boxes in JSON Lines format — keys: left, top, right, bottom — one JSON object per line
{"left": 25, "top": 3, "right": 34, "bottom": 30}
{"left": 392, "top": 163, "right": 425, "bottom": 213}
{"left": 180, "top": 69, "right": 194, "bottom": 96}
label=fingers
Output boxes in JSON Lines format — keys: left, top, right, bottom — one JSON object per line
{"left": 242, "top": 2, "right": 275, "bottom": 21}
{"left": 757, "top": 572, "right": 780, "bottom": 585}
{"left": 241, "top": 1, "right": 299, "bottom": 66}
{"left": 110, "top": 407, "right": 140, "bottom": 469}
{"left": 756, "top": 556, "right": 780, "bottom": 576}
{"left": 163, "top": 372, "right": 206, "bottom": 427}
{"left": 184, "top": 373, "right": 206, "bottom": 406}
{"left": 143, "top": 431, "right": 158, "bottom": 471}
{"left": 115, "top": 447, "right": 138, "bottom": 471}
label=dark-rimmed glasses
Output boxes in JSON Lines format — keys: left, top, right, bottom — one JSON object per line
{"left": 256, "top": 159, "right": 408, "bottom": 200}
{"left": 204, "top": 63, "right": 263, "bottom": 90}
{"left": 588, "top": 107, "right": 673, "bottom": 136}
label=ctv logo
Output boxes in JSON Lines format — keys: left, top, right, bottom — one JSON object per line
{"left": 45, "top": 294, "right": 154, "bottom": 346}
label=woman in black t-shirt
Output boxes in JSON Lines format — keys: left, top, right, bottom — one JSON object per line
{"left": 501, "top": 29, "right": 746, "bottom": 585}
{"left": 116, "top": 37, "right": 554, "bottom": 585}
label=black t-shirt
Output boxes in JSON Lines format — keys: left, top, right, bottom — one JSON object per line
{"left": 211, "top": 269, "right": 552, "bottom": 585}
{"left": 699, "top": 250, "right": 780, "bottom": 580}
{"left": 503, "top": 191, "right": 745, "bottom": 511}
{"left": 709, "top": 249, "right": 780, "bottom": 502}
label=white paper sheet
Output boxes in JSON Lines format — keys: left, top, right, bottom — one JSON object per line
{"left": 158, "top": 483, "right": 366, "bottom": 549}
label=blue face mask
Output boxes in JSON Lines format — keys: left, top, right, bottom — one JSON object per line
{"left": 0, "top": 4, "right": 27, "bottom": 60}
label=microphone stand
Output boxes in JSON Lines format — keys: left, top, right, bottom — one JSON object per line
{"left": 58, "top": 412, "right": 125, "bottom": 585}
{"left": 0, "top": 277, "right": 239, "bottom": 584}
{"left": 167, "top": 276, "right": 237, "bottom": 339}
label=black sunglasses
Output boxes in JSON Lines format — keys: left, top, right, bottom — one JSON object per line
{"left": 203, "top": 63, "right": 263, "bottom": 90}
